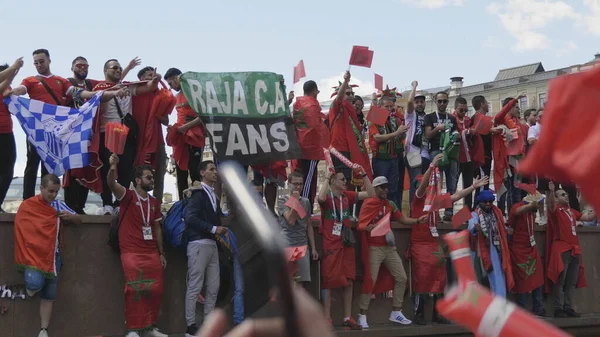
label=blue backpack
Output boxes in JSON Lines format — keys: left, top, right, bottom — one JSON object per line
{"left": 163, "top": 199, "right": 188, "bottom": 249}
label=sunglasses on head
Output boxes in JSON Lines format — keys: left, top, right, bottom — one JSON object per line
{"left": 437, "top": 99, "right": 449, "bottom": 104}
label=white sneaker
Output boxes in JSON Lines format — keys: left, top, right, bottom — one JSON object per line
{"left": 125, "top": 332, "right": 141, "bottom": 337}
{"left": 103, "top": 205, "right": 114, "bottom": 216}
{"left": 38, "top": 329, "right": 49, "bottom": 337}
{"left": 143, "top": 328, "right": 168, "bottom": 337}
{"left": 357, "top": 314, "right": 369, "bottom": 329}
{"left": 389, "top": 311, "right": 412, "bottom": 325}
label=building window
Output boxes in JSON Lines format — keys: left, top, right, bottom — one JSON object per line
{"left": 539, "top": 93, "right": 547, "bottom": 109}
{"left": 519, "top": 96, "right": 528, "bottom": 109}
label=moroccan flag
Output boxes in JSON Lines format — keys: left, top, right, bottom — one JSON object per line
{"left": 293, "top": 60, "right": 306, "bottom": 84}
{"left": 473, "top": 115, "right": 493, "bottom": 135}
{"left": 452, "top": 206, "right": 472, "bottom": 229}
{"left": 179, "top": 72, "right": 302, "bottom": 165}
{"left": 519, "top": 66, "right": 600, "bottom": 212}
{"left": 366, "top": 105, "right": 389, "bottom": 126}
{"left": 374, "top": 73, "right": 383, "bottom": 91}
{"left": 349, "top": 45, "right": 374, "bottom": 68}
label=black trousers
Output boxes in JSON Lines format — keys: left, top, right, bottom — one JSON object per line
{"left": 63, "top": 173, "right": 89, "bottom": 214}
{"left": 0, "top": 133, "right": 16, "bottom": 207}
{"left": 175, "top": 145, "right": 203, "bottom": 201}
{"left": 99, "top": 132, "right": 136, "bottom": 207}
{"left": 23, "top": 141, "right": 48, "bottom": 199}
{"left": 459, "top": 161, "right": 474, "bottom": 210}
{"left": 473, "top": 156, "right": 492, "bottom": 204}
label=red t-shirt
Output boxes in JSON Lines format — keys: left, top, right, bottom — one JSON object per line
{"left": 366, "top": 200, "right": 402, "bottom": 246}
{"left": 176, "top": 92, "right": 197, "bottom": 125}
{"left": 409, "top": 194, "right": 437, "bottom": 243}
{"left": 118, "top": 189, "right": 163, "bottom": 254}
{"left": 319, "top": 191, "right": 357, "bottom": 250}
{"left": 20, "top": 75, "right": 73, "bottom": 106}
{"left": 0, "top": 86, "right": 12, "bottom": 133}
{"left": 329, "top": 99, "right": 356, "bottom": 152}
{"left": 551, "top": 204, "right": 581, "bottom": 247}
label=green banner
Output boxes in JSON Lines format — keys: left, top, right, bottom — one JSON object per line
{"left": 180, "top": 72, "right": 301, "bottom": 165}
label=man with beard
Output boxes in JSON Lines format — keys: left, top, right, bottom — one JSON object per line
{"left": 108, "top": 154, "right": 167, "bottom": 337}
{"left": 356, "top": 176, "right": 428, "bottom": 329}
{"left": 292, "top": 80, "right": 330, "bottom": 211}
{"left": 328, "top": 71, "right": 372, "bottom": 187}
{"left": 164, "top": 67, "right": 206, "bottom": 200}
{"left": 403, "top": 81, "right": 426, "bottom": 206}
{"left": 5, "top": 49, "right": 123, "bottom": 200}
{"left": 424, "top": 91, "right": 459, "bottom": 221}
{"left": 468, "top": 190, "right": 514, "bottom": 297}
{"left": 95, "top": 59, "right": 160, "bottom": 215}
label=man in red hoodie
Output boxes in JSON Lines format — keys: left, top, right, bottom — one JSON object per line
{"left": 293, "top": 80, "right": 330, "bottom": 210}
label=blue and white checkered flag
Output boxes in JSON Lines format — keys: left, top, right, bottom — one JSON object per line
{"left": 3, "top": 93, "right": 102, "bottom": 176}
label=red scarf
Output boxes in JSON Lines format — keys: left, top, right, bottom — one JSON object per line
{"left": 132, "top": 91, "right": 163, "bottom": 169}
{"left": 293, "top": 96, "right": 330, "bottom": 160}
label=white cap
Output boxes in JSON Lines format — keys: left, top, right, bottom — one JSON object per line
{"left": 372, "top": 176, "right": 389, "bottom": 188}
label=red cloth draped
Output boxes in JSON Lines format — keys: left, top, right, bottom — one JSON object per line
{"left": 407, "top": 195, "right": 446, "bottom": 294}
{"left": 293, "top": 96, "right": 330, "bottom": 160}
{"left": 132, "top": 92, "right": 163, "bottom": 169}
{"left": 251, "top": 161, "right": 288, "bottom": 182}
{"left": 357, "top": 198, "right": 395, "bottom": 295}
{"left": 519, "top": 66, "right": 600, "bottom": 213}
{"left": 14, "top": 195, "right": 61, "bottom": 276}
{"left": 328, "top": 99, "right": 372, "bottom": 181}
{"left": 474, "top": 205, "right": 515, "bottom": 292}
{"left": 470, "top": 112, "right": 487, "bottom": 169}
{"left": 507, "top": 201, "right": 544, "bottom": 293}
{"left": 452, "top": 112, "right": 472, "bottom": 164}
{"left": 544, "top": 205, "right": 587, "bottom": 293}
{"left": 491, "top": 99, "right": 518, "bottom": 193}
{"left": 121, "top": 252, "right": 164, "bottom": 330}
{"left": 165, "top": 123, "right": 205, "bottom": 171}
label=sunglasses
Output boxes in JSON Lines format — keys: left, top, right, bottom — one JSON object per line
{"left": 108, "top": 65, "right": 122, "bottom": 71}
{"left": 75, "top": 64, "right": 89, "bottom": 70}
{"left": 345, "top": 92, "right": 354, "bottom": 96}
{"left": 437, "top": 99, "right": 449, "bottom": 104}
{"left": 558, "top": 192, "right": 568, "bottom": 197}
{"left": 290, "top": 182, "right": 303, "bottom": 186}
{"left": 457, "top": 108, "right": 468, "bottom": 113}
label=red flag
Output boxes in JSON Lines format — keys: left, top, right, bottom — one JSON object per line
{"left": 374, "top": 73, "right": 383, "bottom": 91}
{"left": 519, "top": 66, "right": 600, "bottom": 213}
{"left": 370, "top": 212, "right": 391, "bottom": 237}
{"left": 293, "top": 60, "right": 306, "bottom": 84}
{"left": 432, "top": 193, "right": 452, "bottom": 211}
{"left": 284, "top": 197, "right": 306, "bottom": 218}
{"left": 515, "top": 183, "right": 537, "bottom": 196}
{"left": 452, "top": 206, "right": 472, "bottom": 229}
{"left": 349, "top": 45, "right": 374, "bottom": 68}
{"left": 366, "top": 105, "right": 389, "bottom": 126}
{"left": 473, "top": 115, "right": 493, "bottom": 135}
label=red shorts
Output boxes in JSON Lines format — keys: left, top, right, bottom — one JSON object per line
{"left": 321, "top": 246, "right": 355, "bottom": 289}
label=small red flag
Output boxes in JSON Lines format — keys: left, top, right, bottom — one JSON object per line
{"left": 432, "top": 193, "right": 452, "bottom": 211}
{"left": 452, "top": 206, "right": 472, "bottom": 229}
{"left": 366, "top": 105, "right": 390, "bottom": 126}
{"left": 473, "top": 115, "right": 493, "bottom": 135}
{"left": 374, "top": 73, "right": 383, "bottom": 91}
{"left": 370, "top": 212, "right": 391, "bottom": 237}
{"left": 293, "top": 60, "right": 306, "bottom": 84}
{"left": 284, "top": 197, "right": 307, "bottom": 218}
{"left": 349, "top": 45, "right": 374, "bottom": 68}
{"left": 515, "top": 183, "right": 537, "bottom": 196}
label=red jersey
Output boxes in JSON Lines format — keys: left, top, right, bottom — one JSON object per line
{"left": 318, "top": 191, "right": 357, "bottom": 250}
{"left": 0, "top": 86, "right": 12, "bottom": 133}
{"left": 365, "top": 200, "right": 401, "bottom": 246}
{"left": 176, "top": 92, "right": 197, "bottom": 125}
{"left": 20, "top": 75, "right": 73, "bottom": 106}
{"left": 550, "top": 204, "right": 582, "bottom": 249}
{"left": 410, "top": 194, "right": 439, "bottom": 243}
{"left": 118, "top": 189, "right": 163, "bottom": 254}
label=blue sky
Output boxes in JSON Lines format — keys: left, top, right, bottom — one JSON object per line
{"left": 2, "top": 0, "right": 599, "bottom": 200}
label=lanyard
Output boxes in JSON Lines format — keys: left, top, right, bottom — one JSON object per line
{"left": 203, "top": 184, "right": 217, "bottom": 212}
{"left": 562, "top": 208, "right": 575, "bottom": 227}
{"left": 135, "top": 191, "right": 151, "bottom": 226}
{"left": 436, "top": 112, "right": 446, "bottom": 124}
{"left": 330, "top": 191, "right": 344, "bottom": 222}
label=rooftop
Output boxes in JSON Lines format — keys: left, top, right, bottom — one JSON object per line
{"left": 494, "top": 62, "right": 545, "bottom": 81}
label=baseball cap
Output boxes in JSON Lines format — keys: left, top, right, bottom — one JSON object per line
{"left": 373, "top": 176, "right": 389, "bottom": 188}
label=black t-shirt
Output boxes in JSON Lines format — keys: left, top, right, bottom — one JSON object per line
{"left": 411, "top": 112, "right": 426, "bottom": 148}
{"left": 423, "top": 112, "right": 458, "bottom": 152}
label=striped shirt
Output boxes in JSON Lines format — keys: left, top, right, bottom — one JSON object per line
{"left": 50, "top": 200, "right": 75, "bottom": 253}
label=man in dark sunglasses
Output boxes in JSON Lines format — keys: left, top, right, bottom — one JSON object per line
{"left": 423, "top": 91, "right": 459, "bottom": 221}
{"left": 546, "top": 181, "right": 595, "bottom": 318}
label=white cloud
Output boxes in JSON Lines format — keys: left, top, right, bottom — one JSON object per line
{"left": 583, "top": 0, "right": 600, "bottom": 35}
{"left": 313, "top": 73, "right": 377, "bottom": 103}
{"left": 487, "top": 0, "right": 579, "bottom": 51}
{"left": 399, "top": 0, "right": 465, "bottom": 9}
{"left": 556, "top": 41, "right": 579, "bottom": 57}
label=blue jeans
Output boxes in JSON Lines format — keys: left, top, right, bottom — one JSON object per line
{"left": 24, "top": 253, "right": 62, "bottom": 300}
{"left": 430, "top": 151, "right": 459, "bottom": 216}
{"left": 372, "top": 158, "right": 400, "bottom": 207}
{"left": 516, "top": 286, "right": 544, "bottom": 313}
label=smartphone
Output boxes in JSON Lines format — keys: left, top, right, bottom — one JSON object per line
{"left": 219, "top": 161, "right": 299, "bottom": 337}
